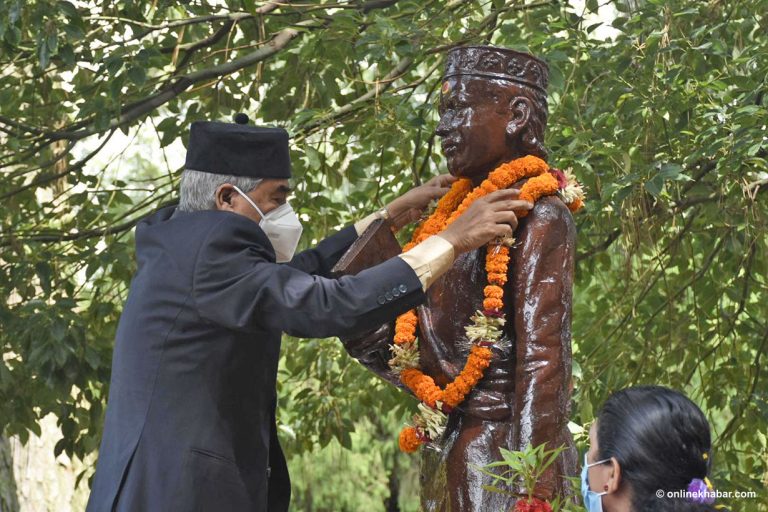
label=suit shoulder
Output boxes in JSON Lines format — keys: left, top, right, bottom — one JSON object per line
{"left": 175, "top": 210, "right": 264, "bottom": 241}
{"left": 193, "top": 211, "right": 275, "bottom": 263}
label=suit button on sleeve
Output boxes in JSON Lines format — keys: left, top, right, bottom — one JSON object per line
{"left": 398, "top": 284, "right": 407, "bottom": 293}
{"left": 385, "top": 291, "right": 393, "bottom": 301}
{"left": 377, "top": 295, "right": 386, "bottom": 305}
{"left": 392, "top": 287, "right": 401, "bottom": 297}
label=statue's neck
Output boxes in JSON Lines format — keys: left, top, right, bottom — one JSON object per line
{"left": 470, "top": 175, "right": 485, "bottom": 186}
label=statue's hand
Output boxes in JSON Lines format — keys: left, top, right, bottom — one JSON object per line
{"left": 439, "top": 189, "right": 532, "bottom": 254}
{"left": 385, "top": 173, "right": 456, "bottom": 230}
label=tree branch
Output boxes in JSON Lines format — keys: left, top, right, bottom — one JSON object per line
{"left": 717, "top": 322, "right": 768, "bottom": 445}
{"left": 0, "top": 115, "right": 47, "bottom": 138}
{"left": 576, "top": 228, "right": 620, "bottom": 263}
{"left": 293, "top": 56, "right": 415, "bottom": 140}
{"left": 0, "top": 204, "right": 173, "bottom": 247}
{"left": 40, "top": 0, "right": 404, "bottom": 144}
{"left": 684, "top": 240, "right": 758, "bottom": 385}
{"left": 0, "top": 130, "right": 116, "bottom": 201}
{"left": 360, "top": 0, "right": 400, "bottom": 13}
{"left": 46, "top": 21, "right": 314, "bottom": 142}
{"left": 160, "top": 20, "right": 236, "bottom": 56}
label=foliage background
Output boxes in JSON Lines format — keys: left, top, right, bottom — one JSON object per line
{"left": 0, "top": 0, "right": 766, "bottom": 510}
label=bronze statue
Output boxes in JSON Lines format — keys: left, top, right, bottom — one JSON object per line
{"left": 337, "top": 46, "right": 577, "bottom": 510}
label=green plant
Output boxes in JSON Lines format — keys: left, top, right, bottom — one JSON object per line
{"left": 476, "top": 443, "right": 576, "bottom": 511}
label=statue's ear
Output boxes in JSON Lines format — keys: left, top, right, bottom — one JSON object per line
{"left": 505, "top": 96, "right": 533, "bottom": 140}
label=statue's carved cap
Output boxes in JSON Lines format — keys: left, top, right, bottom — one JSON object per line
{"left": 442, "top": 46, "right": 548, "bottom": 93}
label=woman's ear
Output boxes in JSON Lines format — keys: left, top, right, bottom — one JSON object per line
{"left": 214, "top": 184, "right": 236, "bottom": 211}
{"left": 505, "top": 96, "right": 533, "bottom": 140}
{"left": 605, "top": 457, "right": 622, "bottom": 494}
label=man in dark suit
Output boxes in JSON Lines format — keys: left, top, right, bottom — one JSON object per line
{"left": 86, "top": 115, "right": 531, "bottom": 511}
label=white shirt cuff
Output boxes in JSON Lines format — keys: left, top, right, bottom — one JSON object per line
{"left": 397, "top": 235, "right": 455, "bottom": 291}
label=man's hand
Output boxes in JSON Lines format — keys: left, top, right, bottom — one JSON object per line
{"left": 385, "top": 174, "right": 456, "bottom": 230}
{"left": 438, "top": 189, "right": 533, "bottom": 254}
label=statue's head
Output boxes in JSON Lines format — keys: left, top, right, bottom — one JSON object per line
{"left": 436, "top": 46, "right": 549, "bottom": 180}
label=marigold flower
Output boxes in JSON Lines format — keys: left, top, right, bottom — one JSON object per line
{"left": 486, "top": 250, "right": 510, "bottom": 272}
{"left": 471, "top": 344, "right": 493, "bottom": 358}
{"left": 398, "top": 310, "right": 418, "bottom": 325}
{"left": 486, "top": 263, "right": 508, "bottom": 274}
{"left": 487, "top": 272, "right": 508, "bottom": 285}
{"left": 399, "top": 427, "right": 422, "bottom": 453}
{"left": 484, "top": 285, "right": 504, "bottom": 299}
{"left": 394, "top": 333, "right": 413, "bottom": 344}
{"left": 483, "top": 297, "right": 503, "bottom": 310}
{"left": 568, "top": 196, "right": 583, "bottom": 212}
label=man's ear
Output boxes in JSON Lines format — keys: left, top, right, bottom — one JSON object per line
{"left": 505, "top": 96, "right": 533, "bottom": 141}
{"left": 214, "top": 184, "right": 236, "bottom": 211}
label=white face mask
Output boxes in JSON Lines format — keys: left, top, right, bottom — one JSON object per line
{"left": 231, "top": 185, "right": 303, "bottom": 263}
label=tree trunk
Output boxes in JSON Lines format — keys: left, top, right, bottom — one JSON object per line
{"left": 0, "top": 434, "right": 19, "bottom": 512}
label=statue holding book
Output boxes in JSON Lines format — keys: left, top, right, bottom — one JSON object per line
{"left": 334, "top": 46, "right": 582, "bottom": 511}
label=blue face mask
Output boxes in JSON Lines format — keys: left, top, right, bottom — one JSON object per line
{"left": 581, "top": 452, "right": 610, "bottom": 512}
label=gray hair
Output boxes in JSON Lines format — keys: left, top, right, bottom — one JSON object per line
{"left": 178, "top": 169, "right": 263, "bottom": 212}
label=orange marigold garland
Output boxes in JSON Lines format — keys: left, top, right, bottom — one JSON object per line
{"left": 389, "top": 155, "right": 585, "bottom": 452}
{"left": 399, "top": 427, "right": 422, "bottom": 453}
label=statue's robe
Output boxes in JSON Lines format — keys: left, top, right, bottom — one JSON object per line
{"left": 341, "top": 191, "right": 578, "bottom": 511}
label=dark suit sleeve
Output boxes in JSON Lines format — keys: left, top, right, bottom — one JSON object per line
{"left": 192, "top": 216, "right": 424, "bottom": 337}
{"left": 286, "top": 225, "right": 357, "bottom": 277}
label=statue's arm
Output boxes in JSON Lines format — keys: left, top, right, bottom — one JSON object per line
{"left": 339, "top": 321, "right": 404, "bottom": 388}
{"left": 508, "top": 196, "right": 576, "bottom": 498}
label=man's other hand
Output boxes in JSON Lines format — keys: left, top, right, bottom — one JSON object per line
{"left": 385, "top": 174, "right": 456, "bottom": 230}
{"left": 438, "top": 189, "right": 533, "bottom": 254}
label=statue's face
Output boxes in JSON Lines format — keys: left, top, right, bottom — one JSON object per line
{"left": 436, "top": 78, "right": 519, "bottom": 179}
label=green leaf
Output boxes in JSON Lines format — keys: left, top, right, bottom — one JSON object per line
{"left": 59, "top": 1, "right": 78, "bottom": 18}
{"left": 58, "top": 43, "right": 75, "bottom": 68}
{"left": 305, "top": 146, "right": 322, "bottom": 171}
{"left": 105, "top": 56, "right": 123, "bottom": 76}
{"left": 35, "top": 262, "right": 52, "bottom": 294}
{"left": 38, "top": 41, "right": 50, "bottom": 69}
{"left": 644, "top": 174, "right": 664, "bottom": 197}
{"left": 51, "top": 318, "right": 68, "bottom": 342}
{"left": 659, "top": 163, "right": 683, "bottom": 180}
{"left": 47, "top": 32, "right": 58, "bottom": 55}
{"left": 126, "top": 66, "right": 146, "bottom": 86}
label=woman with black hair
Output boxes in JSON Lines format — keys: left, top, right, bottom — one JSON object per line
{"left": 582, "top": 385, "right": 723, "bottom": 511}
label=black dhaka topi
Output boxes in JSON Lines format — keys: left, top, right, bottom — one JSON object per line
{"left": 185, "top": 118, "right": 291, "bottom": 179}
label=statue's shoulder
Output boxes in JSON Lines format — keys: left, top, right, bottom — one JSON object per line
{"left": 530, "top": 195, "right": 573, "bottom": 221}
{"left": 506, "top": 196, "right": 576, "bottom": 268}
{"left": 515, "top": 196, "right": 576, "bottom": 250}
